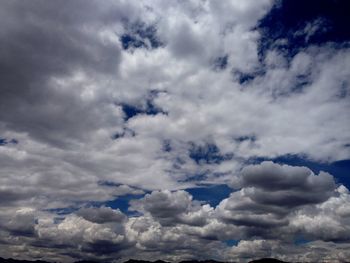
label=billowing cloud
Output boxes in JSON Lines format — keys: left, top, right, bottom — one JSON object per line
{"left": 130, "top": 190, "right": 213, "bottom": 226}
{"left": 0, "top": 0, "right": 349, "bottom": 262}
{"left": 237, "top": 161, "right": 336, "bottom": 207}
{"left": 76, "top": 206, "right": 126, "bottom": 224}
{"left": 0, "top": 163, "right": 350, "bottom": 262}
{"left": 217, "top": 162, "right": 339, "bottom": 238}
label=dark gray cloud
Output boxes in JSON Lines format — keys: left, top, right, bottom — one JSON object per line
{"left": 130, "top": 190, "right": 211, "bottom": 227}
{"left": 0, "top": 188, "right": 36, "bottom": 206}
{"left": 239, "top": 161, "right": 336, "bottom": 207}
{"left": 0, "top": 208, "right": 36, "bottom": 238}
{"left": 76, "top": 206, "right": 126, "bottom": 224}
{"left": 0, "top": 168, "right": 349, "bottom": 262}
{"left": 218, "top": 162, "right": 337, "bottom": 238}
{"left": 0, "top": 0, "right": 123, "bottom": 147}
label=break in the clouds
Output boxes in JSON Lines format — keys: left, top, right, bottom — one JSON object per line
{"left": 0, "top": 0, "right": 349, "bottom": 262}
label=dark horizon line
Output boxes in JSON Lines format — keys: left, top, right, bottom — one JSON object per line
{"left": 0, "top": 256, "right": 290, "bottom": 263}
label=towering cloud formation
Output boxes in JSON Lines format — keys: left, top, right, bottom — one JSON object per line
{"left": 0, "top": 0, "right": 349, "bottom": 262}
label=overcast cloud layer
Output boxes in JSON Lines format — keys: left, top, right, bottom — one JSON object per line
{"left": 0, "top": 0, "right": 350, "bottom": 262}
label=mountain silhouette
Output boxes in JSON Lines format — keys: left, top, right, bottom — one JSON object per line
{"left": 248, "top": 259, "right": 288, "bottom": 263}
{"left": 0, "top": 257, "right": 290, "bottom": 263}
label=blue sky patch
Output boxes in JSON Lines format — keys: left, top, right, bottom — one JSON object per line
{"left": 104, "top": 193, "right": 146, "bottom": 215}
{"left": 292, "top": 73, "right": 312, "bottom": 93}
{"left": 257, "top": 0, "right": 350, "bottom": 59}
{"left": 234, "top": 135, "right": 256, "bottom": 143}
{"left": 121, "top": 102, "right": 164, "bottom": 121}
{"left": 189, "top": 142, "right": 234, "bottom": 165}
{"left": 0, "top": 138, "right": 18, "bottom": 146}
{"left": 233, "top": 69, "right": 265, "bottom": 85}
{"left": 186, "top": 184, "right": 232, "bottom": 207}
{"left": 121, "top": 22, "right": 162, "bottom": 50}
{"left": 162, "top": 139, "right": 172, "bottom": 152}
{"left": 112, "top": 127, "right": 136, "bottom": 140}
{"left": 0, "top": 138, "right": 6, "bottom": 146}
{"left": 225, "top": 239, "right": 240, "bottom": 247}
{"left": 212, "top": 55, "right": 228, "bottom": 71}
{"left": 294, "top": 235, "right": 312, "bottom": 245}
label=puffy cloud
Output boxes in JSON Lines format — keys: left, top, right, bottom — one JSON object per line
{"left": 229, "top": 239, "right": 280, "bottom": 261}
{"left": 0, "top": 164, "right": 349, "bottom": 262}
{"left": 290, "top": 185, "right": 350, "bottom": 242}
{"left": 0, "top": 208, "right": 36, "bottom": 237}
{"left": 125, "top": 215, "right": 228, "bottom": 262}
{"left": 130, "top": 190, "right": 213, "bottom": 226}
{"left": 76, "top": 206, "right": 126, "bottom": 224}
{"left": 35, "top": 210, "right": 131, "bottom": 257}
{"left": 0, "top": 0, "right": 350, "bottom": 262}
{"left": 238, "top": 161, "right": 336, "bottom": 207}
{"left": 228, "top": 239, "right": 350, "bottom": 263}
{"left": 218, "top": 162, "right": 338, "bottom": 238}
{"left": 0, "top": 0, "right": 127, "bottom": 147}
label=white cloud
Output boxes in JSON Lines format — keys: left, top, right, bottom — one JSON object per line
{"left": 0, "top": 0, "right": 349, "bottom": 261}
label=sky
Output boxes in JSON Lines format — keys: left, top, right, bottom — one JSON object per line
{"left": 0, "top": 0, "right": 349, "bottom": 262}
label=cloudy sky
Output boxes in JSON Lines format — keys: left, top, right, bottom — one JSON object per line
{"left": 0, "top": 0, "right": 350, "bottom": 262}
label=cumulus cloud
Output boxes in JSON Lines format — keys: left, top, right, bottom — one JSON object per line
{"left": 36, "top": 213, "right": 130, "bottom": 256}
{"left": 217, "top": 162, "right": 339, "bottom": 239}
{"left": 76, "top": 206, "right": 126, "bottom": 224}
{"left": 0, "top": 0, "right": 126, "bottom": 147}
{"left": 0, "top": 0, "right": 350, "bottom": 262}
{"left": 0, "top": 208, "right": 36, "bottom": 237}
{"left": 237, "top": 161, "right": 336, "bottom": 207}
{"left": 289, "top": 185, "right": 350, "bottom": 242}
{"left": 1, "top": 162, "right": 350, "bottom": 262}
{"left": 130, "top": 190, "right": 213, "bottom": 226}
